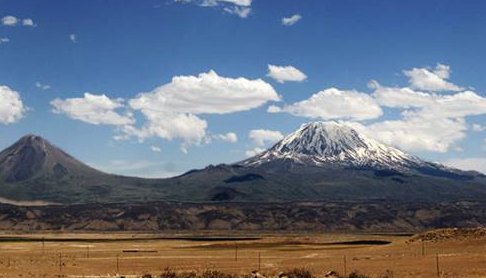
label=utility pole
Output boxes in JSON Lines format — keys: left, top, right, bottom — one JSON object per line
{"left": 86, "top": 245, "right": 90, "bottom": 259}
{"left": 422, "top": 240, "right": 425, "bottom": 256}
{"left": 436, "top": 254, "right": 440, "bottom": 277}
{"left": 59, "top": 253, "right": 62, "bottom": 275}
{"left": 235, "top": 243, "right": 238, "bottom": 262}
{"left": 258, "top": 252, "right": 261, "bottom": 271}
{"left": 343, "top": 255, "right": 347, "bottom": 277}
{"left": 116, "top": 254, "right": 120, "bottom": 275}
{"left": 42, "top": 237, "right": 45, "bottom": 254}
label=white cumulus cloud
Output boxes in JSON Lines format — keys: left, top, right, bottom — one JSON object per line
{"left": 52, "top": 71, "right": 278, "bottom": 154}
{"left": 0, "top": 85, "right": 26, "bottom": 124}
{"left": 273, "top": 64, "right": 486, "bottom": 154}
{"left": 51, "top": 93, "right": 134, "bottom": 126}
{"left": 150, "top": 145, "right": 162, "bottom": 153}
{"left": 123, "top": 70, "right": 279, "bottom": 146}
{"left": 282, "top": 14, "right": 301, "bottom": 26}
{"left": 245, "top": 129, "right": 283, "bottom": 157}
{"left": 22, "top": 18, "right": 34, "bottom": 26}
{"left": 178, "top": 0, "right": 252, "bottom": 18}
{"left": 371, "top": 82, "right": 434, "bottom": 108}
{"left": 69, "top": 34, "right": 77, "bottom": 43}
{"left": 245, "top": 147, "right": 265, "bottom": 157}
{"left": 214, "top": 132, "right": 238, "bottom": 143}
{"left": 354, "top": 116, "right": 467, "bottom": 153}
{"left": 267, "top": 105, "right": 281, "bottom": 113}
{"left": 417, "top": 90, "right": 486, "bottom": 119}
{"left": 443, "top": 158, "right": 486, "bottom": 175}
{"left": 372, "top": 84, "right": 486, "bottom": 119}
{"left": 267, "top": 64, "right": 307, "bottom": 83}
{"left": 35, "top": 81, "right": 51, "bottom": 91}
{"left": 249, "top": 129, "right": 284, "bottom": 146}
{"left": 0, "top": 38, "right": 10, "bottom": 44}
{"left": 403, "top": 63, "right": 463, "bottom": 92}
{"left": 1, "top": 15, "right": 35, "bottom": 27}
{"left": 472, "top": 124, "right": 485, "bottom": 132}
{"left": 122, "top": 112, "right": 208, "bottom": 145}
{"left": 357, "top": 65, "right": 486, "bottom": 153}
{"left": 1, "top": 15, "right": 18, "bottom": 26}
{"left": 273, "top": 88, "right": 382, "bottom": 121}
{"left": 366, "top": 77, "right": 486, "bottom": 152}
{"left": 129, "top": 70, "right": 279, "bottom": 115}
{"left": 223, "top": 6, "right": 251, "bottom": 18}
{"left": 203, "top": 0, "right": 251, "bottom": 6}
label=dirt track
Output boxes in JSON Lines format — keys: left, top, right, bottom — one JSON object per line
{"left": 0, "top": 231, "right": 484, "bottom": 277}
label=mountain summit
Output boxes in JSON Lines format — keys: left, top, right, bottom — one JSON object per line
{"left": 242, "top": 121, "right": 422, "bottom": 170}
{"left": 0, "top": 135, "right": 130, "bottom": 204}
{"left": 0, "top": 134, "right": 102, "bottom": 183}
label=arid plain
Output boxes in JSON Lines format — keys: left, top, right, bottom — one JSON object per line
{"left": 0, "top": 230, "right": 485, "bottom": 277}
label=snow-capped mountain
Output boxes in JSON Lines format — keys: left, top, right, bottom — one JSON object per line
{"left": 242, "top": 121, "right": 425, "bottom": 170}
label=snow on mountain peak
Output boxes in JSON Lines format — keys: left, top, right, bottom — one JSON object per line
{"left": 241, "top": 121, "right": 422, "bottom": 169}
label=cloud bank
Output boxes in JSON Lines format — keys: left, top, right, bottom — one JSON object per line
{"left": 273, "top": 63, "right": 486, "bottom": 154}
{"left": 51, "top": 70, "right": 278, "bottom": 153}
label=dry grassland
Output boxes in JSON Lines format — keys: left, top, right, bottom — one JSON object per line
{"left": 0, "top": 231, "right": 484, "bottom": 277}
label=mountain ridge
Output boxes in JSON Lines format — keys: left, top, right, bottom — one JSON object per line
{"left": 0, "top": 122, "right": 485, "bottom": 204}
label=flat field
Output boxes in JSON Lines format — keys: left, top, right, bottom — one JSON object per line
{"left": 0, "top": 231, "right": 484, "bottom": 277}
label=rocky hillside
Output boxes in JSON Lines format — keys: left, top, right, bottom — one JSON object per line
{"left": 408, "top": 227, "right": 486, "bottom": 243}
{"left": 0, "top": 201, "right": 485, "bottom": 232}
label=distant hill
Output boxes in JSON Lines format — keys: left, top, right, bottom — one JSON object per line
{"left": 0, "top": 134, "right": 104, "bottom": 182}
{"left": 0, "top": 122, "right": 485, "bottom": 204}
{"left": 0, "top": 135, "right": 164, "bottom": 204}
{"left": 0, "top": 201, "right": 485, "bottom": 232}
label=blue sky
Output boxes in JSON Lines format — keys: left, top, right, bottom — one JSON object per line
{"left": 1, "top": 0, "right": 486, "bottom": 177}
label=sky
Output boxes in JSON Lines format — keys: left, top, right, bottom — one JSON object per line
{"left": 1, "top": 0, "right": 486, "bottom": 177}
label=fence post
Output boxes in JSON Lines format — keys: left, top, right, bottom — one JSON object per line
{"left": 87, "top": 245, "right": 89, "bottom": 259}
{"left": 436, "top": 253, "right": 440, "bottom": 277}
{"left": 116, "top": 254, "right": 120, "bottom": 275}
{"left": 422, "top": 240, "right": 425, "bottom": 256}
{"left": 235, "top": 243, "right": 238, "bottom": 262}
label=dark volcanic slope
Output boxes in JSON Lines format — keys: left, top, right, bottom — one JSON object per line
{"left": 0, "top": 135, "right": 103, "bottom": 182}
{"left": 0, "top": 135, "right": 167, "bottom": 204}
{"left": 161, "top": 163, "right": 486, "bottom": 203}
{"left": 0, "top": 127, "right": 486, "bottom": 205}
